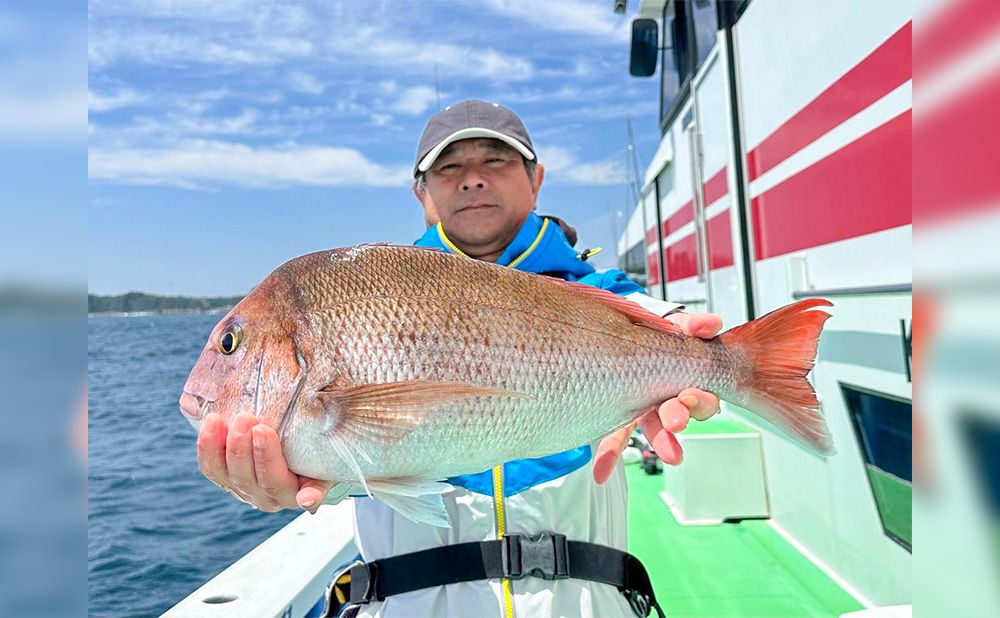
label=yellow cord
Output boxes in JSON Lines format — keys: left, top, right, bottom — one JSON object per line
{"left": 435, "top": 222, "right": 468, "bottom": 257}
{"left": 435, "top": 219, "right": 549, "bottom": 270}
{"left": 508, "top": 218, "right": 549, "bottom": 268}
{"left": 493, "top": 465, "right": 515, "bottom": 618}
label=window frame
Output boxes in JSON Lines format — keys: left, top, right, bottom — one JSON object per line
{"left": 658, "top": 0, "right": 723, "bottom": 134}
{"left": 841, "top": 382, "right": 913, "bottom": 553}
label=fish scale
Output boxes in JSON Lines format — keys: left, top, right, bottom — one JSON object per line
{"left": 287, "top": 257, "right": 719, "bottom": 481}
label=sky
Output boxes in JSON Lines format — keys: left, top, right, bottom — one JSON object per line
{"left": 0, "top": 3, "right": 86, "bottom": 291}
{"left": 88, "top": 0, "right": 663, "bottom": 296}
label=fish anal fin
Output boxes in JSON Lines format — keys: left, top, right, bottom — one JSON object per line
{"left": 547, "top": 278, "right": 684, "bottom": 335}
{"left": 367, "top": 478, "right": 454, "bottom": 528}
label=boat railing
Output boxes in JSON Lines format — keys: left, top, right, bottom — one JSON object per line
{"left": 162, "top": 502, "right": 357, "bottom": 618}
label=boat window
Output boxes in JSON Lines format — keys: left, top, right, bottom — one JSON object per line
{"left": 961, "top": 413, "right": 1000, "bottom": 522}
{"left": 841, "top": 384, "right": 912, "bottom": 552}
{"left": 719, "top": 0, "right": 753, "bottom": 28}
{"left": 621, "top": 242, "right": 647, "bottom": 281}
{"left": 659, "top": 1, "right": 687, "bottom": 128}
{"left": 690, "top": 0, "right": 719, "bottom": 69}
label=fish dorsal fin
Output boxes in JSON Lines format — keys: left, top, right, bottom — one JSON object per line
{"left": 318, "top": 380, "right": 531, "bottom": 444}
{"left": 547, "top": 278, "right": 684, "bottom": 335}
{"left": 359, "top": 242, "right": 444, "bottom": 253}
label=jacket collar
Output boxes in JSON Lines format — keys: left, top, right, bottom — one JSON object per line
{"left": 414, "top": 211, "right": 595, "bottom": 279}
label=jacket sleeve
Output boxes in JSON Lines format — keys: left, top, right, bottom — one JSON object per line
{"left": 577, "top": 269, "right": 684, "bottom": 317}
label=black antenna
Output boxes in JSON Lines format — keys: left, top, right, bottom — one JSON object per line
{"left": 625, "top": 114, "right": 642, "bottom": 208}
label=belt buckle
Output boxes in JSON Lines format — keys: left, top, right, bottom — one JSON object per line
{"left": 319, "top": 559, "right": 363, "bottom": 617}
{"left": 501, "top": 533, "right": 570, "bottom": 581}
{"left": 348, "top": 560, "right": 380, "bottom": 604}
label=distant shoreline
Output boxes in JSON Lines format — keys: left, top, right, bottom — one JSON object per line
{"left": 88, "top": 292, "right": 243, "bottom": 315}
{"left": 88, "top": 307, "right": 233, "bottom": 318}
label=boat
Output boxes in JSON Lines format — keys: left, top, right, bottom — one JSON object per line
{"left": 164, "top": 0, "right": 927, "bottom": 615}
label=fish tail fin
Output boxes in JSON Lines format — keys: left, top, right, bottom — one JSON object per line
{"left": 718, "top": 298, "right": 836, "bottom": 456}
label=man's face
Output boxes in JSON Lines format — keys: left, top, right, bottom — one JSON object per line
{"left": 419, "top": 138, "right": 543, "bottom": 252}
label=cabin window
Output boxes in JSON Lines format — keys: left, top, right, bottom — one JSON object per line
{"left": 659, "top": 0, "right": 726, "bottom": 132}
{"left": 659, "top": 1, "right": 688, "bottom": 128}
{"left": 690, "top": 0, "right": 719, "bottom": 69}
{"left": 621, "top": 242, "right": 647, "bottom": 280}
{"left": 961, "top": 413, "right": 1000, "bottom": 522}
{"left": 841, "top": 384, "right": 912, "bottom": 552}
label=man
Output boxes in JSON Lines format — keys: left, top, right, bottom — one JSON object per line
{"left": 197, "top": 100, "right": 721, "bottom": 616}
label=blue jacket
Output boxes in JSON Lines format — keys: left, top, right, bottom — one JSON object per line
{"left": 414, "top": 212, "right": 643, "bottom": 496}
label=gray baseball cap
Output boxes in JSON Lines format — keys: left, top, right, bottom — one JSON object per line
{"left": 414, "top": 99, "right": 536, "bottom": 177}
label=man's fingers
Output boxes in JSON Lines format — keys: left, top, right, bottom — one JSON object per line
{"left": 657, "top": 398, "right": 690, "bottom": 434}
{"left": 638, "top": 412, "right": 684, "bottom": 465}
{"left": 665, "top": 312, "right": 723, "bottom": 339}
{"left": 251, "top": 424, "right": 300, "bottom": 508}
{"left": 197, "top": 413, "right": 229, "bottom": 485}
{"left": 593, "top": 422, "right": 638, "bottom": 485}
{"left": 297, "top": 479, "right": 335, "bottom": 514}
{"left": 678, "top": 387, "right": 720, "bottom": 422}
{"left": 226, "top": 414, "right": 262, "bottom": 496}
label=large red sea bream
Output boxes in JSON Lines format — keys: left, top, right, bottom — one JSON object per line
{"left": 180, "top": 245, "right": 834, "bottom": 526}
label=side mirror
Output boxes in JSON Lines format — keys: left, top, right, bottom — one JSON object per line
{"left": 629, "top": 18, "right": 658, "bottom": 77}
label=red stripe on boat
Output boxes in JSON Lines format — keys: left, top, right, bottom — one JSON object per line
{"left": 752, "top": 110, "right": 912, "bottom": 260}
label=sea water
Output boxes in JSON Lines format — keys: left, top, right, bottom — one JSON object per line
{"left": 88, "top": 313, "right": 299, "bottom": 616}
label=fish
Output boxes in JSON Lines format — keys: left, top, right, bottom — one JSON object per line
{"left": 179, "top": 244, "right": 835, "bottom": 526}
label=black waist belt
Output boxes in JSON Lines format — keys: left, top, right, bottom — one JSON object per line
{"left": 347, "top": 533, "right": 665, "bottom": 618}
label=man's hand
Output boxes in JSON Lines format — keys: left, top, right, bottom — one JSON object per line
{"left": 593, "top": 312, "right": 723, "bottom": 484}
{"left": 198, "top": 412, "right": 333, "bottom": 513}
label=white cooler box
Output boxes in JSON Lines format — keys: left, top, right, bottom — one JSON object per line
{"left": 659, "top": 416, "right": 770, "bottom": 525}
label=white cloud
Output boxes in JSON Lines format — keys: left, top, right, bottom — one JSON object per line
{"left": 289, "top": 71, "right": 325, "bottom": 95}
{"left": 88, "top": 0, "right": 260, "bottom": 20}
{"left": 499, "top": 84, "right": 621, "bottom": 104}
{"left": 326, "top": 30, "right": 535, "bottom": 82}
{"left": 536, "top": 145, "right": 624, "bottom": 185}
{"left": 543, "top": 100, "right": 659, "bottom": 122}
{"left": 90, "top": 1, "right": 536, "bottom": 84}
{"left": 388, "top": 86, "right": 438, "bottom": 115}
{"left": 88, "top": 139, "right": 411, "bottom": 188}
{"left": 0, "top": 91, "right": 86, "bottom": 141}
{"left": 479, "top": 0, "right": 630, "bottom": 42}
{"left": 126, "top": 108, "right": 261, "bottom": 138}
{"left": 88, "top": 29, "right": 313, "bottom": 68}
{"left": 88, "top": 88, "right": 148, "bottom": 112}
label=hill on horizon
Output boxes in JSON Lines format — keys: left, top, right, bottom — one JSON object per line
{"left": 88, "top": 291, "right": 244, "bottom": 314}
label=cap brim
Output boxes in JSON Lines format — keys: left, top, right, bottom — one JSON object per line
{"left": 416, "top": 128, "right": 535, "bottom": 174}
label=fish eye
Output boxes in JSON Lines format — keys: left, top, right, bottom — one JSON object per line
{"left": 218, "top": 323, "right": 242, "bottom": 355}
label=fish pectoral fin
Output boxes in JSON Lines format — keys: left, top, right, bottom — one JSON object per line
{"left": 367, "top": 478, "right": 454, "bottom": 528}
{"left": 318, "top": 380, "right": 530, "bottom": 444}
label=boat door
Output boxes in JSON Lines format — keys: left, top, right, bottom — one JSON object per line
{"left": 660, "top": 96, "right": 712, "bottom": 315}
{"left": 687, "top": 37, "right": 753, "bottom": 325}
{"left": 668, "top": 34, "right": 750, "bottom": 328}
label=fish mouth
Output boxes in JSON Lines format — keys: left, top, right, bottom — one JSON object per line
{"left": 179, "top": 391, "right": 212, "bottom": 421}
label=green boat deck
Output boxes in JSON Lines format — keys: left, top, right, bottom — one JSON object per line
{"left": 626, "top": 465, "right": 863, "bottom": 618}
